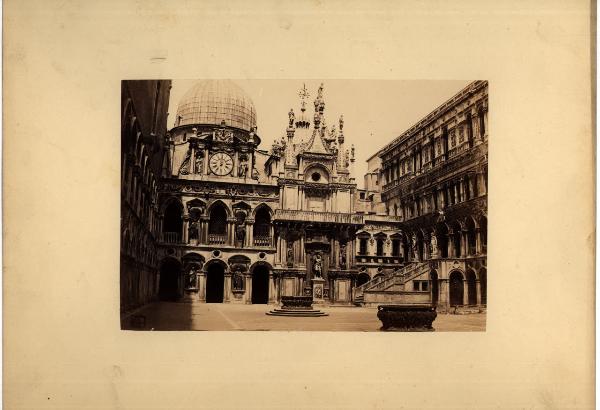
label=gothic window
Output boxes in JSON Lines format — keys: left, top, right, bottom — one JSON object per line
{"left": 376, "top": 239, "right": 385, "bottom": 256}
{"left": 359, "top": 238, "right": 368, "bottom": 255}
{"left": 208, "top": 203, "right": 227, "bottom": 235}
{"left": 253, "top": 207, "right": 271, "bottom": 240}
{"left": 391, "top": 239, "right": 400, "bottom": 256}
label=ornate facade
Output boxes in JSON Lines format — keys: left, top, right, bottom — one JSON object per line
{"left": 121, "top": 79, "right": 488, "bottom": 313}
{"left": 352, "top": 81, "right": 488, "bottom": 310}
{"left": 120, "top": 80, "right": 172, "bottom": 312}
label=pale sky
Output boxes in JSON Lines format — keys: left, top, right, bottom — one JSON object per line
{"left": 167, "top": 79, "right": 472, "bottom": 188}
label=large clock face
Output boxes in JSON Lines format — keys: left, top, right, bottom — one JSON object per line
{"left": 209, "top": 152, "right": 234, "bottom": 176}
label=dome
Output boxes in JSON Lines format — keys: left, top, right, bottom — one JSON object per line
{"left": 175, "top": 80, "right": 257, "bottom": 131}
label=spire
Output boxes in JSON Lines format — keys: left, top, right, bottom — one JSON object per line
{"left": 285, "top": 108, "right": 296, "bottom": 166}
{"left": 337, "top": 114, "right": 346, "bottom": 171}
{"left": 305, "top": 83, "right": 330, "bottom": 154}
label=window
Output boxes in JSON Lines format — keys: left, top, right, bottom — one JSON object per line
{"left": 311, "top": 172, "right": 321, "bottom": 182}
{"left": 360, "top": 192, "right": 365, "bottom": 200}
{"left": 391, "top": 239, "right": 400, "bottom": 256}
{"left": 359, "top": 238, "right": 368, "bottom": 255}
{"left": 376, "top": 239, "right": 385, "bottom": 256}
{"left": 413, "top": 281, "right": 429, "bottom": 292}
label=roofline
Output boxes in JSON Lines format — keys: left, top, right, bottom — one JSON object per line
{"left": 377, "top": 80, "right": 487, "bottom": 157}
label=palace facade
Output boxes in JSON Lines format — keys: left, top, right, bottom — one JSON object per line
{"left": 120, "top": 79, "right": 488, "bottom": 316}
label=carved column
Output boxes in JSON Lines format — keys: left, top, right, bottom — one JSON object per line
{"left": 459, "top": 178, "right": 465, "bottom": 202}
{"left": 198, "top": 273, "right": 206, "bottom": 302}
{"left": 227, "top": 218, "right": 236, "bottom": 246}
{"left": 245, "top": 218, "right": 254, "bottom": 247}
{"left": 190, "top": 145, "right": 196, "bottom": 174}
{"left": 224, "top": 274, "right": 231, "bottom": 302}
{"left": 299, "top": 229, "right": 305, "bottom": 265}
{"left": 203, "top": 148, "right": 209, "bottom": 175}
{"left": 463, "top": 280, "right": 469, "bottom": 305}
{"left": 268, "top": 272, "right": 276, "bottom": 303}
{"left": 183, "top": 215, "right": 190, "bottom": 243}
{"left": 244, "top": 273, "right": 252, "bottom": 304}
{"left": 476, "top": 279, "right": 482, "bottom": 305}
{"left": 475, "top": 227, "right": 482, "bottom": 255}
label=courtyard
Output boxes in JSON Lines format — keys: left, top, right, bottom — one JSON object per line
{"left": 123, "top": 301, "right": 486, "bottom": 332}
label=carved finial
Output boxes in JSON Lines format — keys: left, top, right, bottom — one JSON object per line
{"left": 298, "top": 83, "right": 310, "bottom": 112}
{"left": 288, "top": 108, "right": 295, "bottom": 127}
{"left": 351, "top": 144, "right": 355, "bottom": 161}
{"left": 317, "top": 83, "right": 324, "bottom": 99}
{"left": 339, "top": 115, "right": 344, "bottom": 131}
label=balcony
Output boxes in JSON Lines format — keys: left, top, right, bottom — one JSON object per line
{"left": 253, "top": 236, "right": 271, "bottom": 247}
{"left": 274, "top": 209, "right": 363, "bottom": 225}
{"left": 355, "top": 255, "right": 404, "bottom": 265}
{"left": 208, "top": 233, "right": 227, "bottom": 245}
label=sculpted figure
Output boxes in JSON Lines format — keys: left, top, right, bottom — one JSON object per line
{"left": 288, "top": 108, "right": 295, "bottom": 127}
{"left": 313, "top": 253, "right": 322, "bottom": 278}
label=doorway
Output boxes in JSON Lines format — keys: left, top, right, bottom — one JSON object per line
{"left": 449, "top": 271, "right": 464, "bottom": 306}
{"left": 206, "top": 263, "right": 225, "bottom": 303}
{"left": 251, "top": 265, "right": 269, "bottom": 304}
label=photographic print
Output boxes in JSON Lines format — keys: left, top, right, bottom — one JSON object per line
{"left": 120, "top": 79, "right": 488, "bottom": 331}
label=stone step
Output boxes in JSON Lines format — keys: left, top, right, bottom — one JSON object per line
{"left": 266, "top": 309, "right": 329, "bottom": 317}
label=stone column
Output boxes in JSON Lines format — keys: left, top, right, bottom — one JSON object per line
{"left": 268, "top": 272, "right": 276, "bottom": 303}
{"left": 198, "top": 273, "right": 206, "bottom": 302}
{"left": 223, "top": 274, "right": 231, "bottom": 302}
{"left": 439, "top": 279, "right": 449, "bottom": 309}
{"left": 244, "top": 273, "right": 252, "bottom": 304}
{"left": 203, "top": 148, "right": 209, "bottom": 175}
{"left": 245, "top": 219, "right": 254, "bottom": 247}
{"left": 461, "top": 231, "right": 468, "bottom": 257}
{"left": 200, "top": 216, "right": 209, "bottom": 244}
{"left": 190, "top": 146, "right": 196, "bottom": 174}
{"left": 299, "top": 231, "right": 305, "bottom": 265}
{"left": 475, "top": 228, "right": 482, "bottom": 255}
{"left": 183, "top": 215, "right": 190, "bottom": 243}
{"left": 448, "top": 232, "right": 455, "bottom": 258}
{"left": 227, "top": 218, "right": 236, "bottom": 246}
{"left": 459, "top": 178, "right": 465, "bottom": 202}
{"left": 463, "top": 280, "right": 469, "bottom": 305}
{"left": 476, "top": 279, "right": 482, "bottom": 305}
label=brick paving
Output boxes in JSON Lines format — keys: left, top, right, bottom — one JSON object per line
{"left": 123, "top": 301, "right": 486, "bottom": 331}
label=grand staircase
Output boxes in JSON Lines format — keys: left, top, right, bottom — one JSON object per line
{"left": 353, "top": 262, "right": 431, "bottom": 306}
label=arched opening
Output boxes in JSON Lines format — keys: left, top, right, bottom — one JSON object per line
{"left": 208, "top": 202, "right": 228, "bottom": 244}
{"left": 466, "top": 217, "right": 477, "bottom": 256}
{"left": 430, "top": 270, "right": 439, "bottom": 306}
{"left": 480, "top": 268, "right": 487, "bottom": 305}
{"left": 205, "top": 263, "right": 225, "bottom": 303}
{"left": 253, "top": 207, "right": 271, "bottom": 247}
{"left": 375, "top": 234, "right": 386, "bottom": 256}
{"left": 479, "top": 216, "right": 488, "bottom": 253}
{"left": 449, "top": 270, "right": 464, "bottom": 307}
{"left": 356, "top": 272, "right": 370, "bottom": 287}
{"left": 436, "top": 223, "right": 449, "bottom": 258}
{"left": 251, "top": 265, "right": 270, "bottom": 304}
{"left": 163, "top": 201, "right": 183, "bottom": 243}
{"left": 158, "top": 258, "right": 182, "bottom": 301}
{"left": 466, "top": 269, "right": 477, "bottom": 305}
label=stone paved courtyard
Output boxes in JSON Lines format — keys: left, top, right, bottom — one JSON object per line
{"left": 123, "top": 302, "right": 486, "bottom": 331}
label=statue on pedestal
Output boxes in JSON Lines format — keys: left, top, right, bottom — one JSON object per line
{"left": 313, "top": 253, "right": 323, "bottom": 278}
{"left": 194, "top": 152, "right": 203, "bottom": 174}
{"left": 339, "top": 244, "right": 347, "bottom": 269}
{"left": 430, "top": 234, "right": 438, "bottom": 258}
{"left": 233, "top": 273, "right": 244, "bottom": 290}
{"left": 186, "top": 266, "right": 198, "bottom": 289}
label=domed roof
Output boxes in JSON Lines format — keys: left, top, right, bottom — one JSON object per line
{"left": 175, "top": 80, "right": 257, "bottom": 131}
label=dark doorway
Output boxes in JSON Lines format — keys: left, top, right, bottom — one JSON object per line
{"left": 466, "top": 270, "right": 477, "bottom": 305}
{"left": 430, "top": 270, "right": 439, "bottom": 306}
{"left": 356, "top": 272, "right": 370, "bottom": 287}
{"left": 251, "top": 265, "right": 270, "bottom": 304}
{"left": 206, "top": 263, "right": 225, "bottom": 303}
{"left": 480, "top": 268, "right": 487, "bottom": 305}
{"left": 159, "top": 258, "right": 181, "bottom": 301}
{"left": 449, "top": 271, "right": 464, "bottom": 306}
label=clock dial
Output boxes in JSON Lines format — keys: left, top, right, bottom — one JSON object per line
{"left": 209, "top": 152, "right": 234, "bottom": 176}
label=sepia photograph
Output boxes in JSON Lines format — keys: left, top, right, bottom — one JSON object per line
{"left": 121, "top": 79, "right": 488, "bottom": 331}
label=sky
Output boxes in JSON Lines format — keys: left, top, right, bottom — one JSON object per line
{"left": 167, "top": 79, "right": 471, "bottom": 188}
